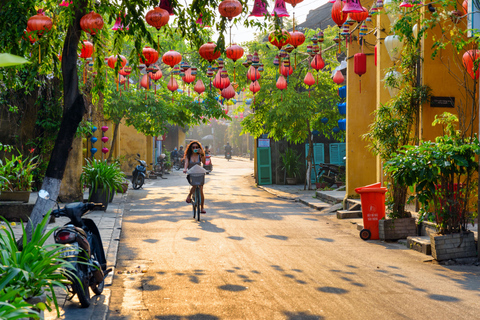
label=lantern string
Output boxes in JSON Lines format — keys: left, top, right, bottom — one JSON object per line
{"left": 39, "top": 45, "right": 41, "bottom": 64}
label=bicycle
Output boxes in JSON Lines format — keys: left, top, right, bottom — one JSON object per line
{"left": 172, "top": 157, "right": 182, "bottom": 171}
{"left": 188, "top": 173, "right": 205, "bottom": 221}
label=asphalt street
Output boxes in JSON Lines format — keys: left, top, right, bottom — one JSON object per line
{"left": 106, "top": 157, "right": 480, "bottom": 320}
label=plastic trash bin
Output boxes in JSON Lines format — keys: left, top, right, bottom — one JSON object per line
{"left": 354, "top": 182, "right": 387, "bottom": 240}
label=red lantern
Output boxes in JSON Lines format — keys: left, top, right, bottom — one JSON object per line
{"left": 119, "top": 67, "right": 132, "bottom": 76}
{"left": 247, "top": 66, "right": 261, "bottom": 81}
{"left": 27, "top": 9, "right": 52, "bottom": 38}
{"left": 354, "top": 53, "right": 367, "bottom": 92}
{"left": 249, "top": 80, "right": 260, "bottom": 93}
{"left": 24, "top": 27, "right": 37, "bottom": 44}
{"left": 194, "top": 79, "right": 206, "bottom": 94}
{"left": 349, "top": 6, "right": 368, "bottom": 22}
{"left": 79, "top": 40, "right": 93, "bottom": 59}
{"left": 289, "top": 31, "right": 305, "bottom": 48}
{"left": 140, "top": 74, "right": 150, "bottom": 89}
{"left": 199, "top": 42, "right": 221, "bottom": 62}
{"left": 108, "top": 55, "right": 127, "bottom": 69}
{"left": 280, "top": 63, "right": 293, "bottom": 77}
{"left": 149, "top": 69, "right": 163, "bottom": 81}
{"left": 276, "top": 75, "right": 287, "bottom": 101}
{"left": 218, "top": 0, "right": 243, "bottom": 21}
{"left": 331, "top": 0, "right": 347, "bottom": 27}
{"left": 145, "top": 7, "right": 169, "bottom": 30}
{"left": 463, "top": 50, "right": 480, "bottom": 80}
{"left": 182, "top": 68, "right": 196, "bottom": 84}
{"left": 284, "top": 0, "right": 304, "bottom": 7}
{"left": 140, "top": 47, "right": 159, "bottom": 66}
{"left": 162, "top": 50, "right": 182, "bottom": 68}
{"left": 80, "top": 11, "right": 104, "bottom": 36}
{"left": 221, "top": 85, "right": 236, "bottom": 100}
{"left": 463, "top": 0, "right": 468, "bottom": 15}
{"left": 213, "top": 70, "right": 230, "bottom": 90}
{"left": 269, "top": 30, "right": 290, "bottom": 50}
{"left": 333, "top": 70, "right": 345, "bottom": 84}
{"left": 226, "top": 44, "right": 244, "bottom": 62}
{"left": 311, "top": 53, "right": 325, "bottom": 71}
{"left": 304, "top": 72, "right": 315, "bottom": 97}
{"left": 167, "top": 77, "right": 179, "bottom": 102}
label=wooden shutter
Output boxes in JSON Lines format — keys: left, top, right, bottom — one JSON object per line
{"left": 257, "top": 147, "right": 272, "bottom": 185}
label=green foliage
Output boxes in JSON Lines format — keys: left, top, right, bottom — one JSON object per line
{"left": 0, "top": 152, "right": 38, "bottom": 192}
{"left": 0, "top": 213, "right": 76, "bottom": 317}
{"left": 385, "top": 113, "right": 480, "bottom": 234}
{"left": 81, "top": 159, "right": 126, "bottom": 199}
{"left": 280, "top": 148, "right": 301, "bottom": 178}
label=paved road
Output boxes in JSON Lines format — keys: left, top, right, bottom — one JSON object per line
{"left": 107, "top": 157, "right": 480, "bottom": 320}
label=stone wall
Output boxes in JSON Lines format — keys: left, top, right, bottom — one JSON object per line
{"left": 430, "top": 232, "right": 476, "bottom": 261}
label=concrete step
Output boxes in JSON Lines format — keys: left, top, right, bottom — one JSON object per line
{"left": 316, "top": 190, "right": 344, "bottom": 205}
{"left": 336, "top": 210, "right": 362, "bottom": 219}
{"left": 345, "top": 198, "right": 361, "bottom": 210}
{"left": 406, "top": 236, "right": 432, "bottom": 255}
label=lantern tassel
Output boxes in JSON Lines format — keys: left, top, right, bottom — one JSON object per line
{"left": 233, "top": 65, "right": 236, "bottom": 83}
{"left": 127, "top": 76, "right": 130, "bottom": 89}
{"left": 83, "top": 65, "right": 86, "bottom": 84}
{"left": 295, "top": 52, "right": 297, "bottom": 69}
{"left": 39, "top": 45, "right": 41, "bottom": 64}
{"left": 308, "top": 88, "right": 310, "bottom": 98}
{"left": 359, "top": 78, "right": 361, "bottom": 94}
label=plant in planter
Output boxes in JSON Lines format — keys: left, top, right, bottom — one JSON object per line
{"left": 0, "top": 213, "right": 76, "bottom": 318}
{"left": 0, "top": 153, "right": 38, "bottom": 202}
{"left": 81, "top": 159, "right": 126, "bottom": 210}
{"left": 386, "top": 113, "right": 480, "bottom": 258}
{"left": 280, "top": 148, "right": 301, "bottom": 185}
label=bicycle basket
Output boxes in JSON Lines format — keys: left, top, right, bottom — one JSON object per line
{"left": 189, "top": 173, "right": 205, "bottom": 186}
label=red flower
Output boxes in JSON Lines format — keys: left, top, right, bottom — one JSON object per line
{"left": 29, "top": 148, "right": 35, "bottom": 153}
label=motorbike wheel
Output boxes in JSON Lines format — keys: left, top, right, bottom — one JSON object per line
{"left": 71, "top": 262, "right": 91, "bottom": 308}
{"left": 90, "top": 234, "right": 105, "bottom": 295}
{"left": 133, "top": 175, "right": 144, "bottom": 190}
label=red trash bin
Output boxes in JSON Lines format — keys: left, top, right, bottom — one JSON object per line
{"left": 354, "top": 182, "right": 387, "bottom": 240}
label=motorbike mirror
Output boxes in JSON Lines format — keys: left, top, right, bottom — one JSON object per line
{"left": 39, "top": 189, "right": 50, "bottom": 199}
{"left": 137, "top": 153, "right": 141, "bottom": 157}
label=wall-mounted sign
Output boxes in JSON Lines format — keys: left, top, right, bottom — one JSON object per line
{"left": 430, "top": 96, "right": 455, "bottom": 108}
{"left": 258, "top": 139, "right": 270, "bottom": 148}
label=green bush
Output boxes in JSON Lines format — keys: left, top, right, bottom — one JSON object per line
{"left": 0, "top": 153, "right": 38, "bottom": 192}
{"left": 281, "top": 148, "right": 301, "bottom": 178}
{"left": 81, "top": 159, "right": 126, "bottom": 199}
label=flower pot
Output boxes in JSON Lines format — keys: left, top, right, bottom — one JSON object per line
{"left": 0, "top": 191, "right": 31, "bottom": 203}
{"left": 316, "top": 182, "right": 327, "bottom": 189}
{"left": 120, "top": 182, "right": 128, "bottom": 194}
{"left": 89, "top": 187, "right": 110, "bottom": 211}
{"left": 286, "top": 177, "right": 297, "bottom": 185}
{"left": 379, "top": 217, "right": 417, "bottom": 241}
{"left": 22, "top": 291, "right": 46, "bottom": 320}
{"left": 430, "top": 231, "right": 476, "bottom": 261}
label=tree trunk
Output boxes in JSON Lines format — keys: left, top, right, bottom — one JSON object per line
{"left": 23, "top": 1, "right": 87, "bottom": 243}
{"left": 304, "top": 120, "right": 313, "bottom": 190}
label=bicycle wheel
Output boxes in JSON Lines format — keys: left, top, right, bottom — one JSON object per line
{"left": 192, "top": 189, "right": 197, "bottom": 220}
{"left": 195, "top": 187, "right": 201, "bottom": 221}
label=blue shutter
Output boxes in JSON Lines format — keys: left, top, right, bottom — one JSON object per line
{"left": 257, "top": 147, "right": 272, "bottom": 185}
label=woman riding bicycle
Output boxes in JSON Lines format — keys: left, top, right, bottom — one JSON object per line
{"left": 183, "top": 140, "right": 206, "bottom": 213}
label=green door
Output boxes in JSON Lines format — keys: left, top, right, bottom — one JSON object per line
{"left": 329, "top": 143, "right": 346, "bottom": 165}
{"left": 257, "top": 147, "right": 272, "bottom": 185}
{"left": 305, "top": 143, "right": 325, "bottom": 183}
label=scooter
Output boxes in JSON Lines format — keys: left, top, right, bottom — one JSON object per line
{"left": 225, "top": 151, "right": 231, "bottom": 161}
{"left": 39, "top": 190, "right": 109, "bottom": 308}
{"left": 132, "top": 153, "right": 147, "bottom": 189}
{"left": 204, "top": 153, "right": 213, "bottom": 173}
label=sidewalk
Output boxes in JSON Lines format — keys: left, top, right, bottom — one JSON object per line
{"left": 0, "top": 190, "right": 126, "bottom": 320}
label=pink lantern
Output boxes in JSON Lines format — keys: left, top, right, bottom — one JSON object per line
{"left": 102, "top": 147, "right": 109, "bottom": 154}
{"left": 213, "top": 70, "right": 230, "bottom": 90}
{"left": 247, "top": 66, "right": 261, "bottom": 81}
{"left": 276, "top": 75, "right": 287, "bottom": 101}
{"left": 343, "top": 0, "right": 364, "bottom": 13}
{"left": 271, "top": 0, "right": 289, "bottom": 17}
{"left": 160, "top": 0, "right": 174, "bottom": 15}
{"left": 333, "top": 70, "right": 345, "bottom": 84}
{"left": 194, "top": 79, "right": 206, "bottom": 94}
{"left": 304, "top": 72, "right": 315, "bottom": 97}
{"left": 250, "top": 0, "right": 269, "bottom": 17}
{"left": 249, "top": 80, "right": 260, "bottom": 93}
{"left": 168, "top": 77, "right": 179, "bottom": 91}
{"left": 101, "top": 136, "right": 109, "bottom": 143}
{"left": 221, "top": 85, "right": 236, "bottom": 100}
{"left": 101, "top": 126, "right": 109, "bottom": 132}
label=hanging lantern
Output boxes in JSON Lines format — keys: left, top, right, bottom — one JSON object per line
{"left": 271, "top": 0, "right": 289, "bottom": 17}
{"left": 463, "top": 50, "right": 480, "bottom": 80}
{"left": 341, "top": 23, "right": 350, "bottom": 37}
{"left": 366, "top": 12, "right": 372, "bottom": 22}
{"left": 167, "top": 77, "right": 179, "bottom": 101}
{"left": 27, "top": 9, "right": 53, "bottom": 38}
{"left": 385, "top": 70, "right": 402, "bottom": 97}
{"left": 376, "top": 0, "right": 384, "bottom": 9}
{"left": 339, "top": 85, "right": 347, "bottom": 98}
{"left": 218, "top": 0, "right": 243, "bottom": 21}
{"left": 321, "top": 117, "right": 329, "bottom": 124}
{"left": 250, "top": 0, "right": 269, "bottom": 17}
{"left": 80, "top": 11, "right": 104, "bottom": 36}
{"left": 162, "top": 50, "right": 182, "bottom": 67}
{"left": 284, "top": 0, "right": 304, "bottom": 7}
{"left": 182, "top": 68, "right": 196, "bottom": 84}
{"left": 384, "top": 35, "right": 403, "bottom": 62}
{"left": 145, "top": 7, "right": 169, "bottom": 30}
{"left": 199, "top": 42, "right": 221, "bottom": 62}
{"left": 331, "top": 0, "right": 347, "bottom": 27}
{"left": 226, "top": 44, "right": 244, "bottom": 62}
{"left": 343, "top": 0, "right": 364, "bottom": 13}
{"left": 221, "top": 84, "right": 236, "bottom": 100}
{"left": 140, "top": 74, "right": 150, "bottom": 89}
{"left": 276, "top": 75, "right": 287, "bottom": 100}
{"left": 289, "top": 31, "right": 305, "bottom": 48}
{"left": 24, "top": 27, "right": 38, "bottom": 44}
{"left": 354, "top": 53, "right": 367, "bottom": 93}
{"left": 269, "top": 30, "right": 291, "bottom": 50}
{"left": 304, "top": 72, "right": 315, "bottom": 97}
{"left": 338, "top": 102, "right": 346, "bottom": 115}
{"left": 249, "top": 80, "right": 261, "bottom": 93}
{"left": 273, "top": 55, "right": 280, "bottom": 66}
{"left": 79, "top": 40, "right": 93, "bottom": 59}
{"left": 247, "top": 66, "right": 261, "bottom": 81}
{"left": 359, "top": 21, "right": 368, "bottom": 37}
{"left": 194, "top": 79, "right": 206, "bottom": 94}
{"left": 306, "top": 45, "right": 314, "bottom": 56}
{"left": 149, "top": 69, "right": 163, "bottom": 81}
{"left": 108, "top": 55, "right": 127, "bottom": 69}
{"left": 159, "top": 0, "right": 174, "bottom": 15}
{"left": 311, "top": 53, "right": 325, "bottom": 71}
{"left": 140, "top": 46, "right": 159, "bottom": 66}
{"left": 280, "top": 62, "right": 293, "bottom": 77}
{"left": 346, "top": 16, "right": 356, "bottom": 26}
{"left": 213, "top": 70, "right": 230, "bottom": 90}
{"left": 349, "top": 6, "right": 368, "bottom": 22}
{"left": 463, "top": 0, "right": 468, "bottom": 15}
{"left": 333, "top": 70, "right": 345, "bottom": 84}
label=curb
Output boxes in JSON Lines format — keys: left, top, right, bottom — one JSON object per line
{"left": 105, "top": 191, "right": 127, "bottom": 286}
{"left": 258, "top": 185, "right": 329, "bottom": 211}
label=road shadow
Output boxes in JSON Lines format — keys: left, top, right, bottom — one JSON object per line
{"left": 283, "top": 311, "right": 325, "bottom": 320}
{"left": 155, "top": 314, "right": 220, "bottom": 320}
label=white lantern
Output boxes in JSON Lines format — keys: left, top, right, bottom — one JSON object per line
{"left": 384, "top": 35, "right": 404, "bottom": 62}
{"left": 412, "top": 23, "right": 418, "bottom": 39}
{"left": 384, "top": 70, "right": 402, "bottom": 97}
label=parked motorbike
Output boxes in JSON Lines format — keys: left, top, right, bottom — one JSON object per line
{"left": 204, "top": 153, "right": 213, "bottom": 173}
{"left": 39, "top": 190, "right": 109, "bottom": 308}
{"left": 151, "top": 154, "right": 167, "bottom": 179}
{"left": 316, "top": 163, "right": 345, "bottom": 186}
{"left": 132, "top": 153, "right": 147, "bottom": 189}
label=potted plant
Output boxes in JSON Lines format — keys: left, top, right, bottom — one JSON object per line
{"left": 386, "top": 113, "right": 479, "bottom": 259}
{"left": 280, "top": 148, "right": 301, "bottom": 185}
{"left": 0, "top": 213, "right": 76, "bottom": 318}
{"left": 0, "top": 153, "right": 38, "bottom": 202}
{"left": 80, "top": 159, "right": 126, "bottom": 210}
